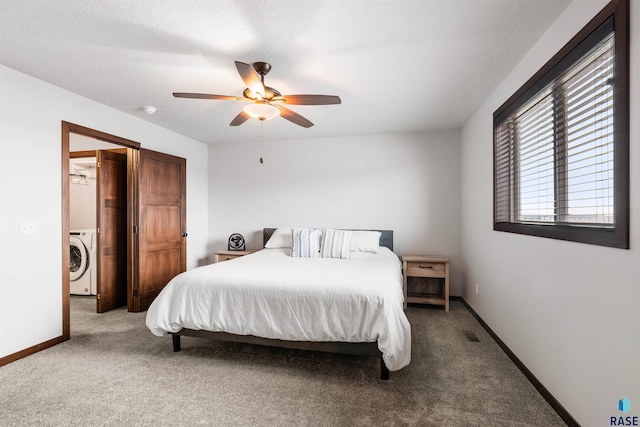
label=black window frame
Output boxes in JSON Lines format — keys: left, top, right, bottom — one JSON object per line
{"left": 493, "top": 0, "right": 629, "bottom": 249}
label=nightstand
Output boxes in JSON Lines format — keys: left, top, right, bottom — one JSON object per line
{"left": 401, "top": 255, "right": 449, "bottom": 312}
{"left": 214, "top": 250, "right": 258, "bottom": 263}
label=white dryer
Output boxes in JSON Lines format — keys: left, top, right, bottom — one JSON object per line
{"left": 70, "top": 229, "right": 97, "bottom": 295}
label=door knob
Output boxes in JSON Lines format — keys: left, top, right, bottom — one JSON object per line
{"left": 181, "top": 232, "right": 188, "bottom": 237}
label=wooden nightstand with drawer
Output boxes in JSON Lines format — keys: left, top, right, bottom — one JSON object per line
{"left": 401, "top": 255, "right": 449, "bottom": 312}
{"left": 214, "top": 250, "right": 257, "bottom": 263}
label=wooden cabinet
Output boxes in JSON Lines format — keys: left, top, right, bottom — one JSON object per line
{"left": 402, "top": 255, "right": 449, "bottom": 312}
{"left": 214, "top": 250, "right": 257, "bottom": 263}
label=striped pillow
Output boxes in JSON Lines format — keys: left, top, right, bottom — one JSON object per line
{"left": 320, "top": 229, "right": 352, "bottom": 259}
{"left": 291, "top": 228, "right": 321, "bottom": 258}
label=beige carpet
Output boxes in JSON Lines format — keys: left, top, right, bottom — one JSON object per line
{"left": 0, "top": 297, "right": 566, "bottom": 426}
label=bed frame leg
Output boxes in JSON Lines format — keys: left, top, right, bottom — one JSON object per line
{"left": 380, "top": 356, "right": 389, "bottom": 380}
{"left": 172, "top": 334, "right": 181, "bottom": 352}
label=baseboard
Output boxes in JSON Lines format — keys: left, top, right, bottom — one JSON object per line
{"left": 452, "top": 297, "right": 580, "bottom": 427}
{"left": 0, "top": 335, "right": 64, "bottom": 367}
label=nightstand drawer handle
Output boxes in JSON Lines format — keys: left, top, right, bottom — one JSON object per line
{"left": 418, "top": 265, "right": 433, "bottom": 269}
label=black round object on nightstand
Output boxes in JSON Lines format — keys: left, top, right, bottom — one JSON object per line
{"left": 228, "top": 233, "right": 245, "bottom": 251}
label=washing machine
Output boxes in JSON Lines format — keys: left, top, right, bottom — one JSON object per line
{"left": 70, "top": 229, "right": 97, "bottom": 295}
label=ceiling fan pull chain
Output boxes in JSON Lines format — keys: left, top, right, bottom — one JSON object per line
{"left": 259, "top": 122, "right": 264, "bottom": 164}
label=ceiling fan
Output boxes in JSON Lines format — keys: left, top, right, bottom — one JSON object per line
{"left": 173, "top": 61, "right": 341, "bottom": 128}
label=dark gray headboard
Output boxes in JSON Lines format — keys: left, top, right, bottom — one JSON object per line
{"left": 263, "top": 228, "right": 393, "bottom": 251}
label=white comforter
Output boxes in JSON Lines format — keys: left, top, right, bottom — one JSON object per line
{"left": 145, "top": 247, "right": 411, "bottom": 371}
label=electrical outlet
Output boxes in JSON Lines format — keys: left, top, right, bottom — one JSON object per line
{"left": 475, "top": 283, "right": 479, "bottom": 295}
{"left": 20, "top": 221, "right": 37, "bottom": 235}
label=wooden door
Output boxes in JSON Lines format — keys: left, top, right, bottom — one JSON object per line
{"left": 96, "top": 150, "right": 128, "bottom": 313}
{"left": 132, "top": 148, "right": 186, "bottom": 312}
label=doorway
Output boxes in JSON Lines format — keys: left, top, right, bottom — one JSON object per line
{"left": 70, "top": 145, "right": 128, "bottom": 312}
{"left": 62, "top": 122, "right": 140, "bottom": 341}
{"left": 62, "top": 122, "right": 188, "bottom": 342}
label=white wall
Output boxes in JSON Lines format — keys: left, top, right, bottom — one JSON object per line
{"left": 0, "top": 65, "right": 209, "bottom": 358}
{"left": 69, "top": 167, "right": 97, "bottom": 230}
{"left": 460, "top": 0, "right": 639, "bottom": 424}
{"left": 208, "top": 130, "right": 463, "bottom": 294}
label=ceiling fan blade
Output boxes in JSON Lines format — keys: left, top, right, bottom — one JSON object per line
{"left": 275, "top": 95, "right": 342, "bottom": 105}
{"left": 274, "top": 105, "right": 314, "bottom": 128}
{"left": 230, "top": 111, "right": 251, "bottom": 126}
{"left": 235, "top": 61, "right": 265, "bottom": 97}
{"left": 173, "top": 92, "right": 244, "bottom": 101}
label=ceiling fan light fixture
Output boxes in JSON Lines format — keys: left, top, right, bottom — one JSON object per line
{"left": 243, "top": 102, "right": 280, "bottom": 121}
{"left": 174, "top": 61, "right": 339, "bottom": 128}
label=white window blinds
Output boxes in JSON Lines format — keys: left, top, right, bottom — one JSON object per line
{"left": 495, "top": 32, "right": 615, "bottom": 227}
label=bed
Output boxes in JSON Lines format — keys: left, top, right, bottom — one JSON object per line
{"left": 145, "top": 228, "right": 411, "bottom": 379}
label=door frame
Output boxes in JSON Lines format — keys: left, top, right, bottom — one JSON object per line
{"left": 62, "top": 122, "right": 140, "bottom": 341}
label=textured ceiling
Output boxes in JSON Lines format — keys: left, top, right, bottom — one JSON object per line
{"left": 0, "top": 0, "right": 571, "bottom": 145}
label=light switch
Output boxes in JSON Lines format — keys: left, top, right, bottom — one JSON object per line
{"left": 20, "top": 221, "right": 37, "bottom": 235}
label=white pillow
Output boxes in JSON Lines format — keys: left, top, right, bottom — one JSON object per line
{"left": 291, "top": 228, "right": 321, "bottom": 258}
{"left": 320, "top": 229, "right": 352, "bottom": 259}
{"left": 350, "top": 230, "right": 381, "bottom": 253}
{"left": 264, "top": 228, "right": 292, "bottom": 248}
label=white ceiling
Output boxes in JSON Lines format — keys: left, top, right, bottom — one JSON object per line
{"left": 0, "top": 0, "right": 571, "bottom": 145}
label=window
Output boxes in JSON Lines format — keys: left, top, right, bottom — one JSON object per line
{"left": 493, "top": 0, "right": 629, "bottom": 249}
